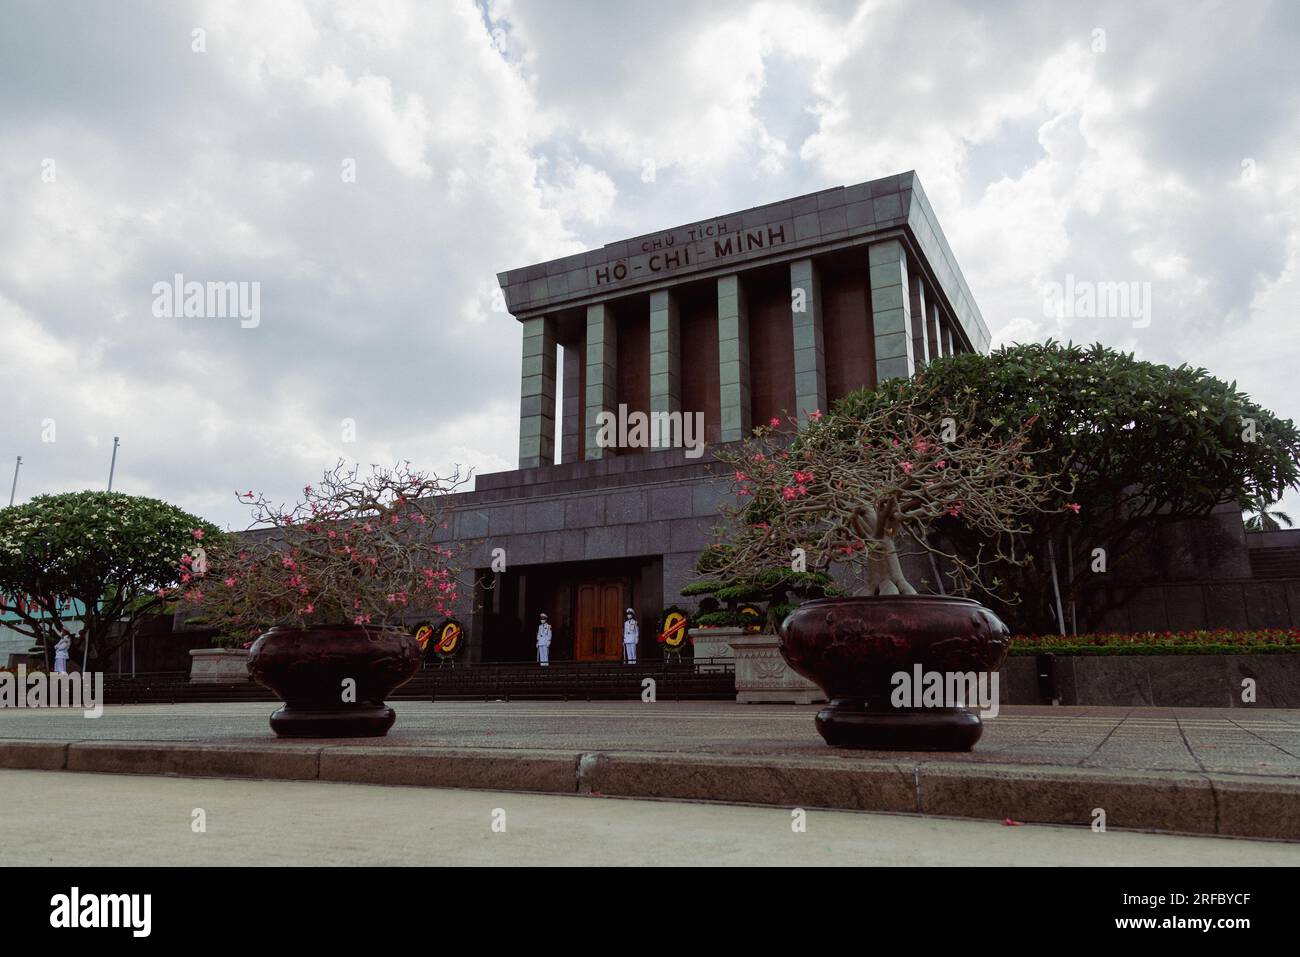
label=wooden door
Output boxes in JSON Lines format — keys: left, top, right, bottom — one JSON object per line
{"left": 575, "top": 579, "right": 626, "bottom": 661}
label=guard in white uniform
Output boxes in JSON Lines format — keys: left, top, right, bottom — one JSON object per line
{"left": 535, "top": 613, "right": 552, "bottom": 667}
{"left": 622, "top": 609, "right": 639, "bottom": 664}
{"left": 53, "top": 635, "right": 71, "bottom": 674}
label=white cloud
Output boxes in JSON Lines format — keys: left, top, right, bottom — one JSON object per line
{"left": 0, "top": 0, "right": 1297, "bottom": 532}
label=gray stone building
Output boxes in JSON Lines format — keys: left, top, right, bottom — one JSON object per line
{"left": 440, "top": 171, "right": 989, "bottom": 663}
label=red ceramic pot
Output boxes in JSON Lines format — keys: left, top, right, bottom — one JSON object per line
{"left": 778, "top": 596, "right": 1010, "bottom": 751}
{"left": 247, "top": 625, "right": 421, "bottom": 738}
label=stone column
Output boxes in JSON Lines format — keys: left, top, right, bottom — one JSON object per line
{"left": 560, "top": 343, "right": 582, "bottom": 463}
{"left": 790, "top": 258, "right": 826, "bottom": 420}
{"left": 717, "top": 274, "right": 751, "bottom": 442}
{"left": 583, "top": 302, "right": 617, "bottom": 460}
{"left": 908, "top": 268, "right": 930, "bottom": 368}
{"left": 518, "top": 315, "right": 556, "bottom": 469}
{"left": 942, "top": 319, "right": 955, "bottom": 357}
{"left": 927, "top": 300, "right": 942, "bottom": 363}
{"left": 649, "top": 289, "right": 681, "bottom": 449}
{"left": 868, "top": 240, "right": 915, "bottom": 383}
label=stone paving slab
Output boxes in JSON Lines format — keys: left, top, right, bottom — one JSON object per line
{"left": 3, "top": 702, "right": 1299, "bottom": 841}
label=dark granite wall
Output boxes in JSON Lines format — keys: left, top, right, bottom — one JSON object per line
{"left": 678, "top": 279, "right": 721, "bottom": 446}
{"left": 433, "top": 455, "right": 1300, "bottom": 661}
{"left": 745, "top": 266, "right": 796, "bottom": 426}
{"left": 820, "top": 254, "right": 875, "bottom": 401}
{"left": 614, "top": 294, "right": 649, "bottom": 453}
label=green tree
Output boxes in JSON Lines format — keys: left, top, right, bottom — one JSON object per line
{"left": 0, "top": 492, "right": 222, "bottom": 667}
{"left": 1242, "top": 494, "right": 1294, "bottom": 532}
{"left": 683, "top": 548, "right": 839, "bottom": 632}
{"left": 837, "top": 341, "right": 1300, "bottom": 631}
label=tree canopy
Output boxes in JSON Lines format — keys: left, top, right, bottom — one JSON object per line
{"left": 836, "top": 341, "right": 1300, "bottom": 630}
{"left": 0, "top": 491, "right": 222, "bottom": 665}
{"left": 704, "top": 389, "right": 1065, "bottom": 602}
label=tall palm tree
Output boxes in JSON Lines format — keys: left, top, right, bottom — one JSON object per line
{"left": 1242, "top": 494, "right": 1295, "bottom": 532}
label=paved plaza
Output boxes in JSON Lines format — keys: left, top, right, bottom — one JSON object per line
{"left": 2, "top": 702, "right": 1299, "bottom": 844}
{"left": 3, "top": 701, "right": 1300, "bottom": 775}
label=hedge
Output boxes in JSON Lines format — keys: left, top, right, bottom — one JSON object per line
{"left": 1009, "top": 629, "right": 1300, "bottom": 656}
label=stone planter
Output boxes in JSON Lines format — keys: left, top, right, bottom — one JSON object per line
{"left": 728, "top": 633, "right": 825, "bottom": 704}
{"left": 188, "top": 648, "right": 250, "bottom": 684}
{"left": 690, "top": 627, "right": 741, "bottom": 673}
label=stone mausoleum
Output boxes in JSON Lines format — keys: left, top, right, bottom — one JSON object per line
{"left": 422, "top": 171, "right": 1300, "bottom": 665}
{"left": 439, "top": 171, "right": 989, "bottom": 663}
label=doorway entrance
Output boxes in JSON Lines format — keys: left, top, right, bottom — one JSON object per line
{"left": 574, "top": 578, "right": 628, "bottom": 661}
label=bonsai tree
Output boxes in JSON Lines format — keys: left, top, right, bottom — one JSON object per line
{"left": 0, "top": 491, "right": 222, "bottom": 667}
{"left": 683, "top": 547, "right": 839, "bottom": 632}
{"left": 836, "top": 342, "right": 1300, "bottom": 630}
{"left": 181, "top": 461, "right": 469, "bottom": 643}
{"left": 705, "top": 388, "right": 1070, "bottom": 599}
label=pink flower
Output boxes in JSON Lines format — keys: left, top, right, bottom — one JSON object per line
{"left": 191, "top": 528, "right": 204, "bottom": 540}
{"left": 782, "top": 487, "right": 798, "bottom": 501}
{"left": 1066, "top": 502, "right": 1081, "bottom": 514}
{"left": 769, "top": 417, "right": 781, "bottom": 427}
{"left": 302, "top": 603, "right": 315, "bottom": 615}
{"left": 809, "top": 409, "right": 823, "bottom": 421}
{"left": 223, "top": 577, "right": 236, "bottom": 587}
{"left": 901, "top": 461, "right": 914, "bottom": 475}
{"left": 936, "top": 460, "right": 947, "bottom": 469}
{"left": 734, "top": 471, "right": 749, "bottom": 483}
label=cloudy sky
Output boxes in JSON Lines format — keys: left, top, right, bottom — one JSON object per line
{"left": 1, "top": 0, "right": 1297, "bottom": 529}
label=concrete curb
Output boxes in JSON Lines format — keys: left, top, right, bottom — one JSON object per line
{"left": 319, "top": 746, "right": 579, "bottom": 793}
{"left": 3, "top": 738, "right": 1297, "bottom": 841}
{"left": 67, "top": 741, "right": 322, "bottom": 781}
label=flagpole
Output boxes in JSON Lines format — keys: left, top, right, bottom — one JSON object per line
{"left": 7, "top": 455, "right": 19, "bottom": 506}
{"left": 107, "top": 437, "right": 120, "bottom": 491}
